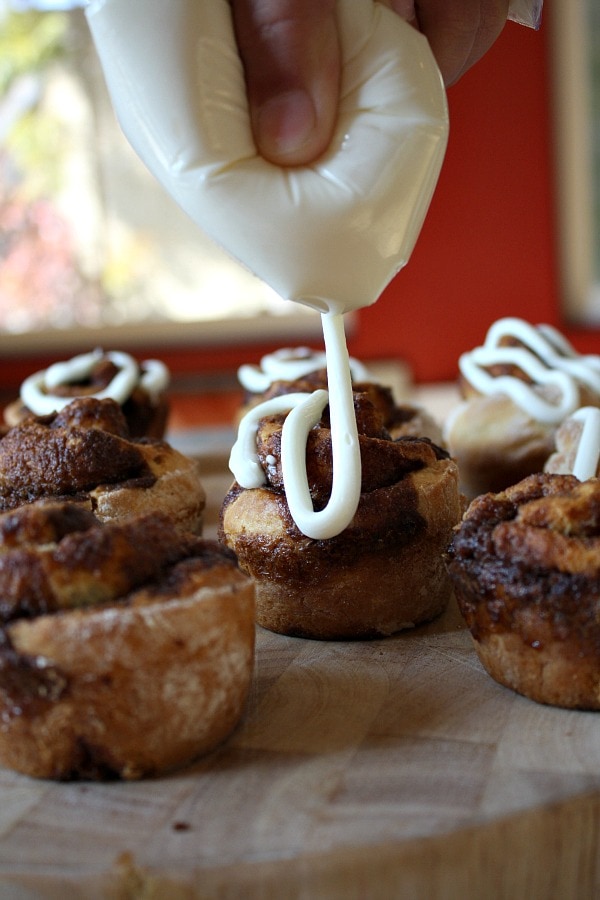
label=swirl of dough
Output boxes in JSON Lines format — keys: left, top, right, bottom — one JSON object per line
{"left": 221, "top": 385, "right": 461, "bottom": 639}
{"left": 0, "top": 397, "right": 205, "bottom": 533}
{"left": 238, "top": 360, "right": 443, "bottom": 446}
{"left": 0, "top": 505, "right": 199, "bottom": 622}
{"left": 0, "top": 503, "right": 255, "bottom": 780}
{"left": 447, "top": 473, "right": 600, "bottom": 709}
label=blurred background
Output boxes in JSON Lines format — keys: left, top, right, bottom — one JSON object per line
{"left": 0, "top": 0, "right": 598, "bottom": 411}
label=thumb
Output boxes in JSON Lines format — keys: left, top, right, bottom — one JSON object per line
{"left": 231, "top": 0, "right": 340, "bottom": 166}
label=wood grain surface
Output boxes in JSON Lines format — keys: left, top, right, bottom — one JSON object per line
{"left": 1, "top": 391, "right": 599, "bottom": 899}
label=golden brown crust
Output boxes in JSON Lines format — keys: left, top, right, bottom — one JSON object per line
{"left": 0, "top": 398, "right": 205, "bottom": 533}
{"left": 0, "top": 505, "right": 199, "bottom": 621}
{"left": 90, "top": 438, "right": 206, "bottom": 533}
{"left": 472, "top": 633, "right": 599, "bottom": 709}
{"left": 221, "top": 396, "right": 462, "bottom": 640}
{"left": 223, "top": 460, "right": 460, "bottom": 639}
{"left": 447, "top": 473, "right": 600, "bottom": 709}
{"left": 0, "top": 508, "right": 255, "bottom": 780}
{"left": 4, "top": 357, "right": 169, "bottom": 439}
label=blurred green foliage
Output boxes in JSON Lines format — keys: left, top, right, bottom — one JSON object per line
{"left": 0, "top": 10, "right": 69, "bottom": 94}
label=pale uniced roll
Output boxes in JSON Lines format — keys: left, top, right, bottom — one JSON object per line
{"left": 85, "top": 0, "right": 448, "bottom": 315}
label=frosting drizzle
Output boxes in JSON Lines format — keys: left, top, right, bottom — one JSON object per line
{"left": 229, "top": 313, "right": 362, "bottom": 539}
{"left": 458, "top": 318, "right": 600, "bottom": 425}
{"left": 20, "top": 349, "right": 169, "bottom": 415}
{"left": 571, "top": 407, "right": 600, "bottom": 482}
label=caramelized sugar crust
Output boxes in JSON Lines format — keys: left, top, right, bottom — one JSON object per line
{"left": 447, "top": 473, "right": 600, "bottom": 709}
{"left": 0, "top": 397, "right": 205, "bottom": 532}
{"left": 0, "top": 502, "right": 254, "bottom": 780}
{"left": 0, "top": 503, "right": 199, "bottom": 622}
{"left": 0, "top": 398, "right": 150, "bottom": 510}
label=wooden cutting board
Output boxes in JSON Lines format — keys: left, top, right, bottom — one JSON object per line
{"left": 1, "top": 405, "right": 599, "bottom": 899}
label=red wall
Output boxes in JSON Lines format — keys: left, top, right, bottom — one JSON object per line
{"left": 350, "top": 16, "right": 562, "bottom": 382}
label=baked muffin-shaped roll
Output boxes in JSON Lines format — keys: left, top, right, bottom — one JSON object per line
{"left": 237, "top": 347, "right": 443, "bottom": 443}
{"left": 220, "top": 390, "right": 461, "bottom": 640}
{"left": 447, "top": 473, "right": 600, "bottom": 710}
{"left": 444, "top": 318, "right": 600, "bottom": 498}
{"left": 4, "top": 349, "right": 170, "bottom": 438}
{"left": 0, "top": 502, "right": 255, "bottom": 780}
{"left": 545, "top": 406, "right": 600, "bottom": 481}
{"left": 0, "top": 396, "right": 205, "bottom": 533}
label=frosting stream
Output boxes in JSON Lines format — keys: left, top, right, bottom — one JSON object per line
{"left": 230, "top": 314, "right": 362, "bottom": 539}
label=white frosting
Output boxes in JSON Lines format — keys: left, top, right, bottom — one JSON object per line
{"left": 86, "top": 0, "right": 448, "bottom": 316}
{"left": 20, "top": 349, "right": 169, "bottom": 415}
{"left": 230, "top": 314, "right": 361, "bottom": 540}
{"left": 458, "top": 318, "right": 600, "bottom": 425}
{"left": 570, "top": 407, "right": 600, "bottom": 482}
{"left": 139, "top": 359, "right": 171, "bottom": 401}
{"left": 282, "top": 314, "right": 361, "bottom": 539}
{"left": 237, "top": 347, "right": 371, "bottom": 394}
{"left": 485, "top": 318, "right": 600, "bottom": 394}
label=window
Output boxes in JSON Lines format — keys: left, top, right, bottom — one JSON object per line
{"left": 0, "top": 3, "right": 318, "bottom": 356}
{"left": 550, "top": 0, "right": 600, "bottom": 324}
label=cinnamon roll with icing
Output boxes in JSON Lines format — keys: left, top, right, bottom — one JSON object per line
{"left": 4, "top": 349, "right": 170, "bottom": 439}
{"left": 220, "top": 386, "right": 461, "bottom": 640}
{"left": 0, "top": 502, "right": 255, "bottom": 779}
{"left": 447, "top": 473, "right": 600, "bottom": 710}
{"left": 545, "top": 406, "right": 600, "bottom": 481}
{"left": 444, "top": 318, "right": 600, "bottom": 498}
{"left": 0, "top": 396, "right": 205, "bottom": 533}
{"left": 237, "top": 347, "right": 443, "bottom": 444}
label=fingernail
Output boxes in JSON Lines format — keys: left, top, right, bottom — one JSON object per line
{"left": 256, "top": 89, "right": 316, "bottom": 161}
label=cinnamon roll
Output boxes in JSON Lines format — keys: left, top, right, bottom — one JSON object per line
{"left": 444, "top": 318, "right": 600, "bottom": 498}
{"left": 0, "top": 502, "right": 255, "bottom": 780}
{"left": 220, "top": 388, "right": 461, "bottom": 640}
{"left": 4, "top": 349, "right": 170, "bottom": 439}
{"left": 0, "top": 397, "right": 205, "bottom": 533}
{"left": 237, "top": 347, "right": 442, "bottom": 443}
{"left": 545, "top": 406, "right": 600, "bottom": 481}
{"left": 447, "top": 473, "right": 600, "bottom": 710}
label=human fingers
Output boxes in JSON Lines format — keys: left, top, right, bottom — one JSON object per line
{"left": 387, "top": 0, "right": 510, "bottom": 86}
{"left": 231, "top": 0, "right": 340, "bottom": 166}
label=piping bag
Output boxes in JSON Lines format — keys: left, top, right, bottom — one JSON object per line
{"left": 85, "top": 0, "right": 450, "bottom": 538}
{"left": 85, "top": 0, "right": 449, "bottom": 316}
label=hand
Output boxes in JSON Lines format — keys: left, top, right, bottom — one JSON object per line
{"left": 231, "top": 0, "right": 509, "bottom": 166}
{"left": 388, "top": 1, "right": 510, "bottom": 86}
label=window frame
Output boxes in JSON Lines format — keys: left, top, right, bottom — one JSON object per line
{"left": 549, "top": 0, "right": 600, "bottom": 326}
